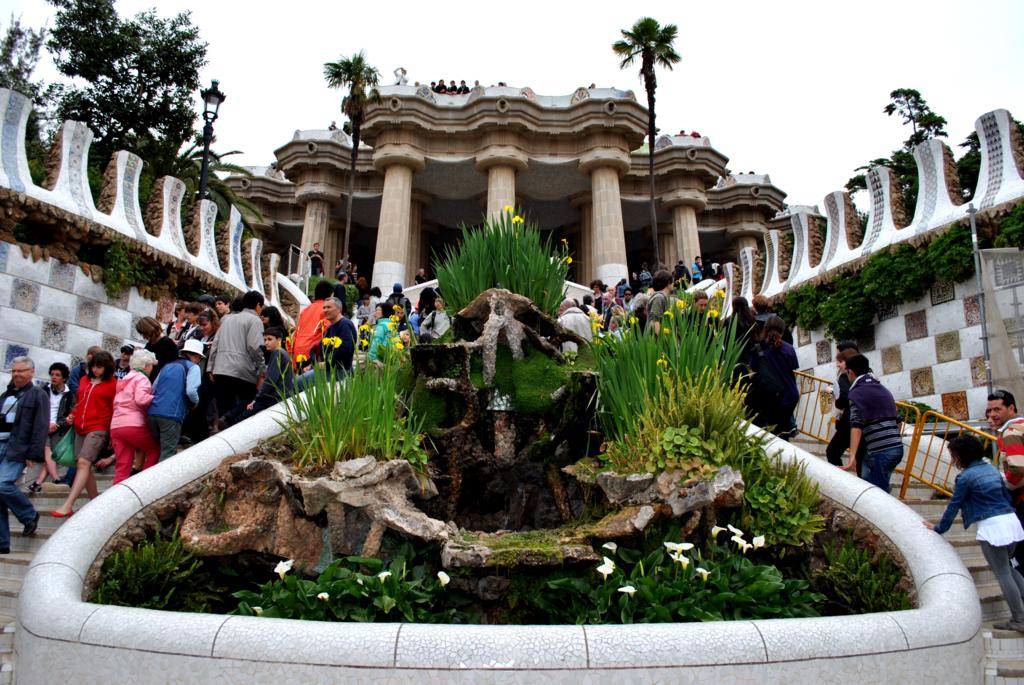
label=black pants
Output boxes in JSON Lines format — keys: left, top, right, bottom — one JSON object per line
{"left": 213, "top": 375, "right": 257, "bottom": 427}
{"left": 827, "top": 412, "right": 868, "bottom": 469}
{"left": 182, "top": 374, "right": 215, "bottom": 442}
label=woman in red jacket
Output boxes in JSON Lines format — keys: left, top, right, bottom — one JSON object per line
{"left": 52, "top": 351, "right": 116, "bottom": 517}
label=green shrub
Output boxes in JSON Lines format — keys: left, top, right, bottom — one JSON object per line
{"left": 103, "top": 238, "right": 159, "bottom": 297}
{"left": 508, "top": 533, "right": 823, "bottom": 624}
{"left": 812, "top": 534, "right": 911, "bottom": 613}
{"left": 232, "top": 544, "right": 467, "bottom": 623}
{"left": 995, "top": 203, "right": 1024, "bottom": 249}
{"left": 281, "top": 360, "right": 428, "bottom": 473}
{"left": 860, "top": 244, "right": 931, "bottom": 306}
{"left": 732, "top": 454, "right": 825, "bottom": 552}
{"left": 435, "top": 209, "right": 570, "bottom": 317}
{"left": 594, "top": 308, "right": 742, "bottom": 442}
{"left": 926, "top": 224, "right": 975, "bottom": 283}
{"left": 91, "top": 524, "right": 222, "bottom": 612}
{"left": 815, "top": 273, "right": 875, "bottom": 341}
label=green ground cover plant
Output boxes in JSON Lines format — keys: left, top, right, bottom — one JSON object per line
{"left": 812, "top": 534, "right": 911, "bottom": 613}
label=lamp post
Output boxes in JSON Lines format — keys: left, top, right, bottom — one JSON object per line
{"left": 197, "top": 79, "right": 226, "bottom": 200}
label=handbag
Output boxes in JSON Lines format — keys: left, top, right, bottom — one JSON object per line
{"left": 53, "top": 430, "right": 76, "bottom": 467}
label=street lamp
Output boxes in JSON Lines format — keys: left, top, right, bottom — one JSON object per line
{"left": 197, "top": 79, "right": 226, "bottom": 200}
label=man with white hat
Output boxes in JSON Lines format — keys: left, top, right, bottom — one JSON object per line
{"left": 148, "top": 340, "right": 202, "bottom": 461}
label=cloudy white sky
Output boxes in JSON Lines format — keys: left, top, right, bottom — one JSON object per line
{"left": 3, "top": 0, "right": 1023, "bottom": 209}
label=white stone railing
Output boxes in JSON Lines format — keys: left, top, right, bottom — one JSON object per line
{"left": 0, "top": 88, "right": 309, "bottom": 315}
{"left": 15, "top": 409, "right": 982, "bottom": 683}
{"left": 735, "top": 108, "right": 1024, "bottom": 303}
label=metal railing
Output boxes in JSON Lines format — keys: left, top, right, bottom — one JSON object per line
{"left": 896, "top": 411, "right": 997, "bottom": 499}
{"left": 792, "top": 371, "right": 993, "bottom": 501}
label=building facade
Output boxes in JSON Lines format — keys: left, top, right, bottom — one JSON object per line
{"left": 230, "top": 84, "right": 786, "bottom": 289}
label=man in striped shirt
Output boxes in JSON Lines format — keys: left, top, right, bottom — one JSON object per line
{"left": 841, "top": 354, "right": 903, "bottom": 493}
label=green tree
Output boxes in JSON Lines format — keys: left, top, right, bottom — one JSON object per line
{"left": 167, "top": 136, "right": 261, "bottom": 228}
{"left": 613, "top": 17, "right": 680, "bottom": 270}
{"left": 323, "top": 51, "right": 380, "bottom": 264}
{"left": 846, "top": 88, "right": 948, "bottom": 212}
{"left": 0, "top": 15, "right": 53, "bottom": 171}
{"left": 47, "top": 0, "right": 207, "bottom": 177}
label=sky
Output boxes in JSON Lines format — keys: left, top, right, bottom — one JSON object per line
{"left": 2, "top": 0, "right": 1023, "bottom": 211}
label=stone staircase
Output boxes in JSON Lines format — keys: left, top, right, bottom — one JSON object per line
{"left": 791, "top": 435, "right": 1024, "bottom": 684}
{"left": 3, "top": 473, "right": 114, "bottom": 684}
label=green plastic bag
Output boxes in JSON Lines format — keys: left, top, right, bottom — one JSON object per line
{"left": 53, "top": 430, "right": 75, "bottom": 467}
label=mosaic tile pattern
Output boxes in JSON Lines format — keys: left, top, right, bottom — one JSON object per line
{"left": 797, "top": 326, "right": 811, "bottom": 347}
{"left": 816, "top": 339, "right": 832, "bottom": 364}
{"left": 109, "top": 289, "right": 130, "bottom": 311}
{"left": 48, "top": 261, "right": 77, "bottom": 291}
{"left": 905, "top": 310, "right": 928, "bottom": 341}
{"left": 41, "top": 318, "right": 67, "bottom": 351}
{"left": 877, "top": 301, "right": 899, "bottom": 321}
{"left": 910, "top": 367, "right": 935, "bottom": 397}
{"left": 882, "top": 345, "right": 903, "bottom": 375}
{"left": 930, "top": 280, "right": 955, "bottom": 306}
{"left": 10, "top": 278, "right": 40, "bottom": 312}
{"left": 970, "top": 355, "right": 988, "bottom": 387}
{"left": 964, "top": 294, "right": 982, "bottom": 327}
{"left": 855, "top": 325, "right": 876, "bottom": 353}
{"left": 156, "top": 297, "right": 175, "bottom": 323}
{"left": 76, "top": 298, "right": 100, "bottom": 329}
{"left": 101, "top": 333, "right": 123, "bottom": 355}
{"left": 941, "top": 390, "right": 969, "bottom": 421}
{"left": 3, "top": 343, "right": 28, "bottom": 369}
{"left": 935, "top": 331, "right": 961, "bottom": 363}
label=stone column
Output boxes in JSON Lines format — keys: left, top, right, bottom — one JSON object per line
{"left": 405, "top": 193, "right": 430, "bottom": 282}
{"left": 371, "top": 145, "right": 425, "bottom": 290}
{"left": 733, "top": 235, "right": 759, "bottom": 253}
{"left": 663, "top": 186, "right": 707, "bottom": 268}
{"left": 658, "top": 224, "right": 677, "bottom": 269}
{"left": 298, "top": 196, "right": 332, "bottom": 273}
{"left": 570, "top": 193, "right": 593, "bottom": 285}
{"left": 476, "top": 147, "right": 528, "bottom": 221}
{"left": 580, "top": 149, "right": 630, "bottom": 286}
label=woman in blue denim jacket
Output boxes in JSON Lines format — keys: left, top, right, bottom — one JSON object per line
{"left": 926, "top": 434, "right": 1024, "bottom": 632}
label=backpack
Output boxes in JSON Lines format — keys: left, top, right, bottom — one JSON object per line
{"left": 639, "top": 270, "right": 652, "bottom": 288}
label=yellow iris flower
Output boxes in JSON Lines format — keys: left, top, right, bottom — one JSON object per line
{"left": 512, "top": 215, "right": 524, "bottom": 225}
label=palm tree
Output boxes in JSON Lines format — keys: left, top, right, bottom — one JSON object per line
{"left": 323, "top": 50, "right": 381, "bottom": 265}
{"left": 613, "top": 17, "right": 680, "bottom": 270}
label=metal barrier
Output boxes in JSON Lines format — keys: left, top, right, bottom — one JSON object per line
{"left": 896, "top": 411, "right": 997, "bottom": 499}
{"left": 794, "top": 370, "right": 837, "bottom": 443}
{"left": 790, "top": 371, "right": 993, "bottom": 501}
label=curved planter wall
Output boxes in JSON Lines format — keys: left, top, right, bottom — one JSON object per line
{"left": 16, "top": 408, "right": 982, "bottom": 683}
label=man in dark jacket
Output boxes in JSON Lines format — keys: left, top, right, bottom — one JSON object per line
{"left": 842, "top": 354, "right": 903, "bottom": 492}
{"left": 385, "top": 283, "right": 412, "bottom": 325}
{"left": 0, "top": 357, "right": 43, "bottom": 552}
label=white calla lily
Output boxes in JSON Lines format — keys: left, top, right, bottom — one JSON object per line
{"left": 316, "top": 592, "right": 329, "bottom": 601}
{"left": 696, "top": 567, "right": 710, "bottom": 580}
{"left": 377, "top": 571, "right": 392, "bottom": 581}
{"left": 731, "top": 534, "right": 746, "bottom": 547}
{"left": 618, "top": 585, "right": 636, "bottom": 597}
{"left": 602, "top": 542, "right": 618, "bottom": 553}
{"left": 252, "top": 606, "right": 263, "bottom": 616}
{"left": 596, "top": 556, "right": 616, "bottom": 579}
{"left": 437, "top": 571, "right": 450, "bottom": 587}
{"left": 274, "top": 559, "right": 294, "bottom": 579}
{"left": 675, "top": 554, "right": 691, "bottom": 569}
{"left": 727, "top": 524, "right": 743, "bottom": 536}
{"left": 711, "top": 525, "right": 727, "bottom": 538}
{"left": 752, "top": 535, "right": 766, "bottom": 549}
{"left": 664, "top": 541, "right": 688, "bottom": 554}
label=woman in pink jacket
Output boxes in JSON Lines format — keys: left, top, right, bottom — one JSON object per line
{"left": 109, "top": 350, "right": 160, "bottom": 484}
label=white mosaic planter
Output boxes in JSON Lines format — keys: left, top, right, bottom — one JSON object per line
{"left": 16, "top": 409, "right": 983, "bottom": 683}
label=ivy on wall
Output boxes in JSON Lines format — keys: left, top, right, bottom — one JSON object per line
{"left": 773, "top": 208, "right": 1013, "bottom": 342}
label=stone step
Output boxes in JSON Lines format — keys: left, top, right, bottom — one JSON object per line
{"left": 0, "top": 553, "right": 32, "bottom": 583}
{"left": 994, "top": 659, "right": 1024, "bottom": 679}
{"left": 979, "top": 582, "right": 1014, "bottom": 622}
{"left": 0, "top": 579, "right": 21, "bottom": 613}
{"left": 0, "top": 614, "right": 14, "bottom": 653}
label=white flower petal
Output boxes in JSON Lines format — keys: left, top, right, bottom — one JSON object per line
{"left": 695, "top": 567, "right": 710, "bottom": 580}
{"left": 617, "top": 585, "right": 636, "bottom": 597}
{"left": 602, "top": 542, "right": 618, "bottom": 553}
{"left": 377, "top": 571, "right": 392, "bottom": 581}
{"left": 727, "top": 524, "right": 743, "bottom": 536}
{"left": 274, "top": 559, "right": 294, "bottom": 579}
{"left": 711, "top": 526, "right": 727, "bottom": 538}
{"left": 752, "top": 535, "right": 766, "bottom": 549}
{"left": 252, "top": 606, "right": 263, "bottom": 616}
{"left": 664, "top": 542, "right": 685, "bottom": 553}
{"left": 316, "top": 592, "right": 329, "bottom": 601}
{"left": 679, "top": 542, "right": 694, "bottom": 551}
{"left": 437, "top": 571, "right": 450, "bottom": 587}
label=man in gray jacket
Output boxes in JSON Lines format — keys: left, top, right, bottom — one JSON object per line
{"left": 557, "top": 299, "right": 593, "bottom": 353}
{"left": 208, "top": 290, "right": 267, "bottom": 423}
{"left": 0, "top": 356, "right": 43, "bottom": 552}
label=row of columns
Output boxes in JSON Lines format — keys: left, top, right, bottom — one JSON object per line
{"left": 297, "top": 145, "right": 708, "bottom": 290}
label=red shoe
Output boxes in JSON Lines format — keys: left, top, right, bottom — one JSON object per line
{"left": 50, "top": 510, "right": 74, "bottom": 518}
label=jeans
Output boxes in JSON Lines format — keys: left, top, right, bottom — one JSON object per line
{"left": 865, "top": 446, "right": 904, "bottom": 493}
{"left": 0, "top": 441, "right": 37, "bottom": 550}
{"left": 148, "top": 416, "right": 182, "bottom": 462}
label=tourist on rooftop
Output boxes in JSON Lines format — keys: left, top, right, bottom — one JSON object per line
{"left": 223, "top": 327, "right": 294, "bottom": 426}
{"left": 457, "top": 80, "right": 470, "bottom": 94}
{"left": 136, "top": 316, "right": 179, "bottom": 381}
{"left": 109, "top": 349, "right": 160, "bottom": 485}
{"left": 449, "top": 80, "right": 457, "bottom": 92}
{"left": 841, "top": 354, "right": 902, "bottom": 490}
{"left": 434, "top": 79, "right": 447, "bottom": 93}
{"left": 25, "top": 362, "right": 74, "bottom": 492}
{"left": 0, "top": 356, "right": 44, "bottom": 547}
{"left": 926, "top": 434, "right": 1024, "bottom": 632}
{"left": 209, "top": 290, "right": 267, "bottom": 422}
{"left": 747, "top": 315, "right": 799, "bottom": 440}
{"left": 557, "top": 299, "right": 592, "bottom": 353}
{"left": 393, "top": 67, "right": 408, "bottom": 86}
{"left": 52, "top": 351, "right": 117, "bottom": 518}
